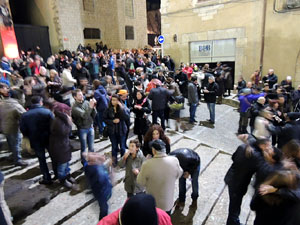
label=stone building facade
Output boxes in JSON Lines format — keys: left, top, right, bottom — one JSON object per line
{"left": 19, "top": 0, "right": 148, "bottom": 53}
{"left": 161, "top": 0, "right": 300, "bottom": 86}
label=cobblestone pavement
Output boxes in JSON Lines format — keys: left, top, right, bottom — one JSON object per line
{"left": 0, "top": 99, "right": 256, "bottom": 225}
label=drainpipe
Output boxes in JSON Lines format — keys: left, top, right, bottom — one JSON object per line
{"left": 260, "top": 0, "right": 267, "bottom": 73}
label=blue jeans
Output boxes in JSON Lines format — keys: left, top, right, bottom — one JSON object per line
{"left": 5, "top": 132, "right": 22, "bottom": 163}
{"left": 152, "top": 109, "right": 165, "bottom": 130}
{"left": 52, "top": 161, "right": 70, "bottom": 181}
{"left": 109, "top": 133, "right": 126, "bottom": 164}
{"left": 179, "top": 165, "right": 200, "bottom": 202}
{"left": 95, "top": 111, "right": 105, "bottom": 135}
{"left": 79, "top": 127, "right": 95, "bottom": 161}
{"left": 207, "top": 103, "right": 216, "bottom": 123}
{"left": 33, "top": 146, "right": 51, "bottom": 181}
{"left": 189, "top": 103, "right": 198, "bottom": 123}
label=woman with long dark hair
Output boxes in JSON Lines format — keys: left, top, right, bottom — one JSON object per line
{"left": 142, "top": 124, "right": 170, "bottom": 157}
{"left": 104, "top": 94, "right": 130, "bottom": 166}
{"left": 132, "top": 90, "right": 151, "bottom": 145}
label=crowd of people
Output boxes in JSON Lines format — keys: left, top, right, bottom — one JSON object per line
{"left": 226, "top": 69, "right": 300, "bottom": 225}
{"left": 0, "top": 41, "right": 300, "bottom": 225}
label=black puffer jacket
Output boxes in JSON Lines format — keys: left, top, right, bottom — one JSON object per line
{"left": 169, "top": 148, "right": 200, "bottom": 175}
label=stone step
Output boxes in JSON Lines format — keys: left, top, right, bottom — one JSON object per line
{"left": 61, "top": 141, "right": 220, "bottom": 225}
{"left": 19, "top": 131, "right": 184, "bottom": 225}
{"left": 204, "top": 185, "right": 254, "bottom": 225}
{"left": 170, "top": 153, "right": 232, "bottom": 225}
{"left": 246, "top": 211, "right": 255, "bottom": 225}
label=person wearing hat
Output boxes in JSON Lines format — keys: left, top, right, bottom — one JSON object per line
{"left": 137, "top": 139, "right": 183, "bottom": 214}
{"left": 97, "top": 194, "right": 172, "bottom": 225}
{"left": 237, "top": 88, "right": 265, "bottom": 134}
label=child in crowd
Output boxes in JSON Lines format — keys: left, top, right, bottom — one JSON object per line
{"left": 83, "top": 152, "right": 112, "bottom": 221}
{"left": 118, "top": 139, "right": 145, "bottom": 198}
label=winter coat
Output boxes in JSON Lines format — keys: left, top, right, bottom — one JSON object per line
{"left": 118, "top": 150, "right": 145, "bottom": 194}
{"left": 49, "top": 112, "right": 72, "bottom": 164}
{"left": 175, "top": 72, "right": 188, "bottom": 98}
{"left": 169, "top": 148, "right": 200, "bottom": 175}
{"left": 188, "top": 82, "right": 199, "bottom": 104}
{"left": 62, "top": 69, "right": 76, "bottom": 88}
{"left": 268, "top": 121, "right": 300, "bottom": 149}
{"left": 71, "top": 100, "right": 96, "bottom": 129}
{"left": 239, "top": 93, "right": 265, "bottom": 113}
{"left": 97, "top": 208, "right": 172, "bottom": 225}
{"left": 148, "top": 87, "right": 171, "bottom": 111}
{"left": 94, "top": 85, "right": 108, "bottom": 112}
{"left": 250, "top": 173, "right": 300, "bottom": 225}
{"left": 137, "top": 152, "right": 183, "bottom": 211}
{"left": 132, "top": 97, "right": 151, "bottom": 135}
{"left": 20, "top": 104, "right": 54, "bottom": 149}
{"left": 103, "top": 106, "right": 129, "bottom": 136}
{"left": 84, "top": 164, "right": 112, "bottom": 207}
{"left": 224, "top": 71, "right": 233, "bottom": 90}
{"left": 73, "top": 67, "right": 90, "bottom": 83}
{"left": 204, "top": 82, "right": 219, "bottom": 103}
{"left": 224, "top": 144, "right": 279, "bottom": 194}
{"left": 249, "top": 102, "right": 265, "bottom": 127}
{"left": 0, "top": 98, "right": 26, "bottom": 134}
{"left": 237, "top": 80, "right": 246, "bottom": 93}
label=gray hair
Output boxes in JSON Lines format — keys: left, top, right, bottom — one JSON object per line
{"left": 208, "top": 75, "right": 215, "bottom": 82}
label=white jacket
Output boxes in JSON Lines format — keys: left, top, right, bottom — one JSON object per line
{"left": 137, "top": 152, "right": 183, "bottom": 211}
{"left": 62, "top": 69, "right": 76, "bottom": 87}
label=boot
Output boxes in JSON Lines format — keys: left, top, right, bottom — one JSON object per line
{"left": 175, "top": 122, "right": 179, "bottom": 131}
{"left": 241, "top": 126, "right": 248, "bottom": 134}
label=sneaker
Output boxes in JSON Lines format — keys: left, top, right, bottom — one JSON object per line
{"left": 67, "top": 176, "right": 76, "bottom": 184}
{"left": 39, "top": 179, "right": 53, "bottom": 185}
{"left": 15, "top": 160, "right": 28, "bottom": 167}
{"left": 62, "top": 179, "right": 73, "bottom": 189}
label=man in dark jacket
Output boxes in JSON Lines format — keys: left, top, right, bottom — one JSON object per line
{"left": 72, "top": 89, "right": 97, "bottom": 162}
{"left": 148, "top": 84, "right": 172, "bottom": 130}
{"left": 267, "top": 112, "right": 300, "bottom": 148}
{"left": 169, "top": 148, "right": 200, "bottom": 207}
{"left": 204, "top": 76, "right": 219, "bottom": 124}
{"left": 188, "top": 76, "right": 199, "bottom": 124}
{"left": 175, "top": 69, "right": 188, "bottom": 98}
{"left": 73, "top": 62, "right": 90, "bottom": 85}
{"left": 20, "top": 96, "right": 54, "bottom": 184}
{"left": 262, "top": 69, "right": 278, "bottom": 89}
{"left": 93, "top": 80, "right": 108, "bottom": 137}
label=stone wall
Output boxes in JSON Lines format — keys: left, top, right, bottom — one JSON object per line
{"left": 19, "top": 0, "right": 147, "bottom": 53}
{"left": 161, "top": 0, "right": 300, "bottom": 86}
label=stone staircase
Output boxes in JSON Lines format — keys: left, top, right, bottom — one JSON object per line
{"left": 0, "top": 98, "right": 256, "bottom": 225}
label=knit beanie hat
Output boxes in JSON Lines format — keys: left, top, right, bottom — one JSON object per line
{"left": 120, "top": 194, "right": 158, "bottom": 225}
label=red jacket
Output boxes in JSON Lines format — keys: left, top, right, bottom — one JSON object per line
{"left": 97, "top": 208, "right": 172, "bottom": 225}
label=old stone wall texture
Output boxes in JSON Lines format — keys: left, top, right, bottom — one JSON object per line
{"left": 22, "top": 0, "right": 147, "bottom": 52}
{"left": 161, "top": 0, "right": 300, "bottom": 86}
